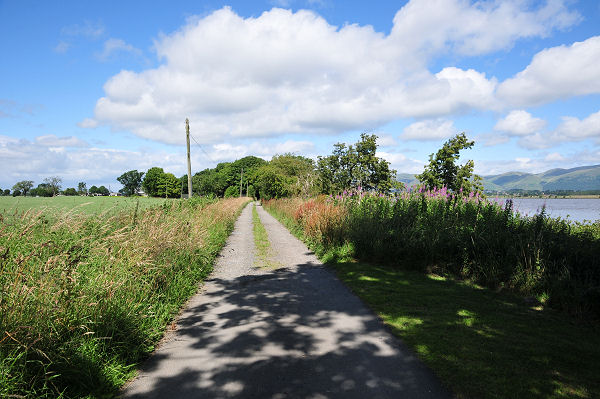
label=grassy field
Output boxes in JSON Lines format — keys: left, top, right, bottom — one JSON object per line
{"left": 263, "top": 197, "right": 600, "bottom": 399}
{"left": 0, "top": 196, "right": 250, "bottom": 398}
{"left": 0, "top": 195, "right": 172, "bottom": 216}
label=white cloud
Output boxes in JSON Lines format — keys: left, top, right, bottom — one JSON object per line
{"left": 35, "top": 135, "right": 89, "bottom": 148}
{"left": 391, "top": 0, "right": 579, "bottom": 57}
{"left": 494, "top": 110, "right": 546, "bottom": 136}
{"left": 0, "top": 134, "right": 318, "bottom": 188}
{"left": 402, "top": 119, "right": 456, "bottom": 141}
{"left": 544, "top": 152, "right": 565, "bottom": 162}
{"left": 77, "top": 118, "right": 99, "bottom": 128}
{"left": 86, "top": 2, "right": 576, "bottom": 144}
{"left": 498, "top": 36, "right": 600, "bottom": 106}
{"left": 378, "top": 150, "right": 425, "bottom": 174}
{"left": 97, "top": 38, "right": 142, "bottom": 61}
{"left": 514, "top": 109, "right": 600, "bottom": 149}
{"left": 553, "top": 109, "right": 600, "bottom": 142}
{"left": 376, "top": 134, "right": 398, "bottom": 147}
{"left": 210, "top": 140, "right": 315, "bottom": 162}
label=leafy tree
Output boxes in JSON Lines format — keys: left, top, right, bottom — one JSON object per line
{"left": 63, "top": 187, "right": 78, "bottom": 196}
{"left": 12, "top": 180, "right": 34, "bottom": 196}
{"left": 157, "top": 173, "right": 180, "bottom": 198}
{"left": 30, "top": 183, "right": 53, "bottom": 197}
{"left": 78, "top": 182, "right": 87, "bottom": 195}
{"left": 117, "top": 170, "right": 144, "bottom": 196}
{"left": 97, "top": 185, "right": 110, "bottom": 196}
{"left": 254, "top": 165, "right": 291, "bottom": 200}
{"left": 43, "top": 176, "right": 62, "bottom": 196}
{"left": 317, "top": 133, "right": 396, "bottom": 193}
{"left": 142, "top": 167, "right": 165, "bottom": 197}
{"left": 1, "top": 189, "right": 8, "bottom": 196}
{"left": 12, "top": 189, "right": 21, "bottom": 197}
{"left": 416, "top": 133, "right": 483, "bottom": 195}
{"left": 224, "top": 185, "right": 239, "bottom": 198}
{"left": 89, "top": 185, "right": 98, "bottom": 195}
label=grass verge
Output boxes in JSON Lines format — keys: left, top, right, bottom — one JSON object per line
{"left": 1, "top": 197, "right": 250, "bottom": 398}
{"left": 263, "top": 201, "right": 600, "bottom": 399}
{"left": 252, "top": 203, "right": 281, "bottom": 270}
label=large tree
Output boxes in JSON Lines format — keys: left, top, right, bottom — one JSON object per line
{"left": 142, "top": 167, "right": 165, "bottom": 197}
{"left": 77, "top": 182, "right": 87, "bottom": 195}
{"left": 317, "top": 133, "right": 396, "bottom": 193}
{"left": 157, "top": 173, "right": 180, "bottom": 198}
{"left": 43, "top": 176, "right": 62, "bottom": 196}
{"left": 117, "top": 170, "right": 144, "bottom": 196}
{"left": 416, "top": 133, "right": 483, "bottom": 195}
{"left": 12, "top": 180, "right": 34, "bottom": 196}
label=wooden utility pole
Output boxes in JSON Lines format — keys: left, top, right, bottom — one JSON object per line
{"left": 185, "top": 118, "right": 192, "bottom": 198}
{"left": 239, "top": 168, "right": 243, "bottom": 197}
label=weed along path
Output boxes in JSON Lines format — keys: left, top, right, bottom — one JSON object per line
{"left": 121, "top": 202, "right": 450, "bottom": 399}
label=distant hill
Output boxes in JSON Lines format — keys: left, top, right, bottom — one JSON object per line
{"left": 397, "top": 165, "right": 600, "bottom": 192}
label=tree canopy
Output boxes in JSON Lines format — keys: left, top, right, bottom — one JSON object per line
{"left": 416, "top": 133, "right": 483, "bottom": 195}
{"left": 12, "top": 180, "right": 33, "bottom": 197}
{"left": 317, "top": 133, "right": 396, "bottom": 193}
{"left": 117, "top": 170, "right": 144, "bottom": 196}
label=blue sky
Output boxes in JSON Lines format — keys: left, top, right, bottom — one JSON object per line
{"left": 1, "top": 0, "right": 599, "bottom": 190}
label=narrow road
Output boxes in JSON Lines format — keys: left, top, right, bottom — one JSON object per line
{"left": 122, "top": 202, "right": 451, "bottom": 398}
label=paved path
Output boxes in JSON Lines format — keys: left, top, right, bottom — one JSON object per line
{"left": 121, "top": 202, "right": 451, "bottom": 398}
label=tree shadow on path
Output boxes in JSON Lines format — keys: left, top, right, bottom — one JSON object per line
{"left": 122, "top": 263, "right": 451, "bottom": 399}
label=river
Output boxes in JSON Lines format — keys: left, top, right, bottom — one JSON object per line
{"left": 491, "top": 198, "right": 600, "bottom": 223}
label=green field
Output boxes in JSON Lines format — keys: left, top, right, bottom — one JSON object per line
{"left": 0, "top": 195, "right": 173, "bottom": 215}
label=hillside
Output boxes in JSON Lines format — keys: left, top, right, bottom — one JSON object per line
{"left": 397, "top": 165, "right": 600, "bottom": 192}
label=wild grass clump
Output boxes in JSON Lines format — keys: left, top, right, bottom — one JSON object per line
{"left": 263, "top": 190, "right": 600, "bottom": 317}
{"left": 0, "top": 197, "right": 249, "bottom": 398}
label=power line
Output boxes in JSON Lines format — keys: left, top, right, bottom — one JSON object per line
{"left": 189, "top": 133, "right": 217, "bottom": 165}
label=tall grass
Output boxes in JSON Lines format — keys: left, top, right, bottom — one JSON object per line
{"left": 0, "top": 197, "right": 249, "bottom": 398}
{"left": 263, "top": 191, "right": 600, "bottom": 317}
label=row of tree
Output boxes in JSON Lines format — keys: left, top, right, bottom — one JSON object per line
{"left": 5, "top": 133, "right": 480, "bottom": 200}
{"left": 5, "top": 178, "right": 111, "bottom": 197}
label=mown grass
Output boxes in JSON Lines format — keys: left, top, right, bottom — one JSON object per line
{"left": 0, "top": 196, "right": 250, "bottom": 398}
{"left": 263, "top": 197, "right": 600, "bottom": 399}
{"left": 0, "top": 195, "right": 171, "bottom": 216}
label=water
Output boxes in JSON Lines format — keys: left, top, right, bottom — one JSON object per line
{"left": 492, "top": 198, "right": 600, "bottom": 223}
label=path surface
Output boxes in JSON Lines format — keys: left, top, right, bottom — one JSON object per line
{"left": 121, "top": 202, "right": 451, "bottom": 398}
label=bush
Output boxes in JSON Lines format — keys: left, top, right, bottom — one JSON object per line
{"left": 263, "top": 191, "right": 600, "bottom": 317}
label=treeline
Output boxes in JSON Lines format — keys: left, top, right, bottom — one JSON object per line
{"left": 4, "top": 178, "right": 110, "bottom": 197}
{"left": 117, "top": 133, "right": 398, "bottom": 199}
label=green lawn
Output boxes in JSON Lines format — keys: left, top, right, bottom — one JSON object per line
{"left": 331, "top": 261, "right": 600, "bottom": 399}
{"left": 0, "top": 195, "right": 172, "bottom": 215}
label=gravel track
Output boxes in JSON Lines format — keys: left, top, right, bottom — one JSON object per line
{"left": 121, "top": 202, "right": 451, "bottom": 398}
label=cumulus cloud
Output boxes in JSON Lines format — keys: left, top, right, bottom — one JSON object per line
{"left": 497, "top": 36, "right": 600, "bottom": 106}
{"left": 494, "top": 110, "right": 546, "bottom": 136}
{"left": 402, "top": 119, "right": 456, "bottom": 141}
{"left": 391, "top": 0, "right": 579, "bottom": 57}
{"left": 553, "top": 109, "right": 600, "bottom": 142}
{"left": 85, "top": 1, "right": 577, "bottom": 144}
